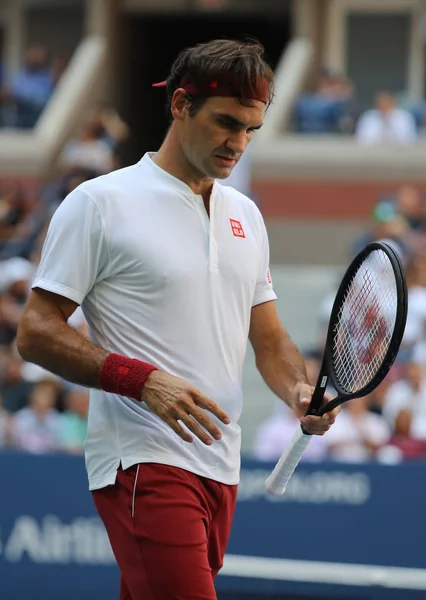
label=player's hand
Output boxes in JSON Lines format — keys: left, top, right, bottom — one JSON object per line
{"left": 141, "top": 370, "right": 231, "bottom": 445}
{"left": 290, "top": 382, "right": 340, "bottom": 435}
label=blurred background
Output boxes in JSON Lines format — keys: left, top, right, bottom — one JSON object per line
{"left": 1, "top": 0, "right": 426, "bottom": 598}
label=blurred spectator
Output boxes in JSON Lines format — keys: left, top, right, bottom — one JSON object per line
{"left": 365, "top": 378, "right": 393, "bottom": 416}
{"left": 326, "top": 395, "right": 391, "bottom": 462}
{"left": 355, "top": 92, "right": 417, "bottom": 145}
{"left": 382, "top": 408, "right": 426, "bottom": 461}
{"left": 0, "top": 44, "right": 53, "bottom": 129}
{"left": 0, "top": 259, "right": 35, "bottom": 350}
{"left": 0, "top": 259, "right": 32, "bottom": 345}
{"left": 400, "top": 257, "right": 426, "bottom": 353}
{"left": 0, "top": 351, "right": 32, "bottom": 413}
{"left": 333, "top": 75, "right": 359, "bottom": 135}
{"left": 397, "top": 94, "right": 426, "bottom": 135}
{"left": 0, "top": 294, "right": 21, "bottom": 347}
{"left": 351, "top": 202, "right": 409, "bottom": 258}
{"left": 394, "top": 185, "right": 426, "bottom": 231}
{"left": 89, "top": 103, "right": 130, "bottom": 153}
{"left": 400, "top": 255, "right": 426, "bottom": 366}
{"left": 0, "top": 180, "right": 49, "bottom": 260}
{"left": 382, "top": 360, "right": 426, "bottom": 441}
{"left": 58, "top": 115, "right": 115, "bottom": 175}
{"left": 57, "top": 105, "right": 129, "bottom": 177}
{"left": 378, "top": 185, "right": 426, "bottom": 233}
{"left": 10, "top": 378, "right": 61, "bottom": 453}
{"left": 0, "top": 181, "right": 31, "bottom": 249}
{"left": 60, "top": 385, "right": 89, "bottom": 454}
{"left": 293, "top": 69, "right": 358, "bottom": 134}
{"left": 0, "top": 257, "right": 35, "bottom": 301}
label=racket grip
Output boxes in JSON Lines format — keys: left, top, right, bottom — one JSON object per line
{"left": 264, "top": 427, "right": 312, "bottom": 495}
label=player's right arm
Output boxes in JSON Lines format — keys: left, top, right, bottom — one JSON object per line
{"left": 17, "top": 289, "right": 229, "bottom": 446}
{"left": 17, "top": 287, "right": 108, "bottom": 387}
{"left": 16, "top": 188, "right": 229, "bottom": 445}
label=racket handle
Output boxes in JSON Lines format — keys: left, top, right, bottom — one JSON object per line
{"left": 264, "top": 426, "right": 312, "bottom": 495}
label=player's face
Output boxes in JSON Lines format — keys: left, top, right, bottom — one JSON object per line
{"left": 179, "top": 96, "right": 265, "bottom": 180}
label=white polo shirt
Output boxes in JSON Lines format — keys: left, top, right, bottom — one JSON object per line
{"left": 33, "top": 152, "right": 276, "bottom": 490}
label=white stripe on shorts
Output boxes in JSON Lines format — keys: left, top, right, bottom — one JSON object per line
{"left": 132, "top": 465, "right": 140, "bottom": 518}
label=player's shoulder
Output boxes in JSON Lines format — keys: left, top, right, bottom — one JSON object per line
{"left": 75, "top": 163, "right": 141, "bottom": 200}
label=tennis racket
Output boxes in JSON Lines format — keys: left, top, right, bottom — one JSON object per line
{"left": 265, "top": 241, "right": 408, "bottom": 496}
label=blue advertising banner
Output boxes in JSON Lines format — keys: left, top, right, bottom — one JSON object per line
{"left": 1, "top": 453, "right": 426, "bottom": 600}
{"left": 217, "top": 460, "right": 426, "bottom": 599}
{"left": 0, "top": 452, "right": 119, "bottom": 600}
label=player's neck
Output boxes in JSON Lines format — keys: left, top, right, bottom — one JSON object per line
{"left": 153, "top": 135, "right": 213, "bottom": 201}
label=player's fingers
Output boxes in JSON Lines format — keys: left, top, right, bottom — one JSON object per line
{"left": 180, "top": 414, "right": 214, "bottom": 446}
{"left": 162, "top": 414, "right": 193, "bottom": 443}
{"left": 300, "top": 415, "right": 332, "bottom": 435}
{"left": 322, "top": 405, "right": 341, "bottom": 423}
{"left": 330, "top": 405, "right": 341, "bottom": 417}
{"left": 299, "top": 384, "right": 313, "bottom": 406}
{"left": 189, "top": 407, "right": 222, "bottom": 441}
{"left": 192, "top": 392, "right": 231, "bottom": 425}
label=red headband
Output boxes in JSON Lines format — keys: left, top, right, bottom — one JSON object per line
{"left": 152, "top": 77, "right": 269, "bottom": 104}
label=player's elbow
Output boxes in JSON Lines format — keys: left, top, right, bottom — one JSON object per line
{"left": 16, "top": 313, "right": 44, "bottom": 363}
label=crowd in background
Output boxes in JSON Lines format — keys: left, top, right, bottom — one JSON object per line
{"left": 0, "top": 43, "right": 69, "bottom": 129}
{"left": 2, "top": 44, "right": 426, "bottom": 462}
{"left": 3, "top": 45, "right": 425, "bottom": 144}
{"left": 292, "top": 67, "right": 425, "bottom": 144}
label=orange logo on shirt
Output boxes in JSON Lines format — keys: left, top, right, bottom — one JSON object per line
{"left": 230, "top": 219, "right": 245, "bottom": 238}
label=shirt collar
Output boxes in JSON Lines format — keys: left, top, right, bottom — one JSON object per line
{"left": 139, "top": 152, "right": 217, "bottom": 199}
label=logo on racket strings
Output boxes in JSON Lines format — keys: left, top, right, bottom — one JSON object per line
{"left": 347, "top": 300, "right": 389, "bottom": 364}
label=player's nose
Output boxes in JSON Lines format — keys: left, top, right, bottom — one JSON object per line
{"left": 225, "top": 131, "right": 247, "bottom": 155}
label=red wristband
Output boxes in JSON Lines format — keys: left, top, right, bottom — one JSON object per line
{"left": 99, "top": 353, "right": 158, "bottom": 402}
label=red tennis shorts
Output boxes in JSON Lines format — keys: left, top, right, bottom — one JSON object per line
{"left": 92, "top": 463, "right": 238, "bottom": 600}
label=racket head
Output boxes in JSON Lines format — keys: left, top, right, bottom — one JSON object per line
{"left": 318, "top": 241, "right": 407, "bottom": 412}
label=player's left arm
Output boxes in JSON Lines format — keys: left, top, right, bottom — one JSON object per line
{"left": 249, "top": 300, "right": 336, "bottom": 434}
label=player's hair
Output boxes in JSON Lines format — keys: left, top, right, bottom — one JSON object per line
{"left": 164, "top": 38, "right": 274, "bottom": 117}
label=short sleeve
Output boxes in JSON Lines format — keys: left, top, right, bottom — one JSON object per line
{"left": 32, "top": 188, "right": 109, "bottom": 305}
{"left": 252, "top": 214, "right": 277, "bottom": 307}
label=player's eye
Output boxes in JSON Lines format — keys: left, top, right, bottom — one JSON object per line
{"left": 216, "top": 117, "right": 239, "bottom": 131}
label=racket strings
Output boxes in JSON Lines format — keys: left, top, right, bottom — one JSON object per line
{"left": 332, "top": 249, "right": 398, "bottom": 393}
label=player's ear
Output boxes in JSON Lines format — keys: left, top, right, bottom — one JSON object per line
{"left": 170, "top": 89, "right": 189, "bottom": 121}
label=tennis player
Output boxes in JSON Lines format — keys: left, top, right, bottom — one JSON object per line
{"left": 17, "top": 39, "right": 339, "bottom": 600}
